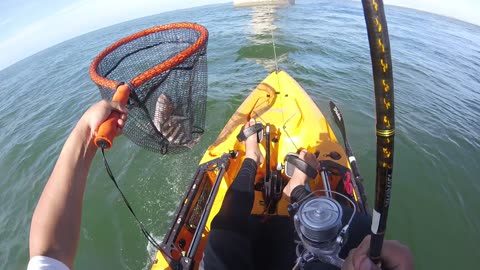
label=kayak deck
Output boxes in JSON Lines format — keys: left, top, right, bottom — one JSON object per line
{"left": 152, "top": 71, "right": 360, "bottom": 270}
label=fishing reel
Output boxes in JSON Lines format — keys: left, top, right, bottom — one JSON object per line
{"left": 290, "top": 191, "right": 356, "bottom": 269}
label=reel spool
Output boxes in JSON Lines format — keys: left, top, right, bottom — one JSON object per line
{"left": 292, "top": 191, "right": 356, "bottom": 269}
{"left": 296, "top": 197, "right": 343, "bottom": 251}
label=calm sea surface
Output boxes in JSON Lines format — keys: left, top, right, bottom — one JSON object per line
{"left": 1, "top": 0, "right": 479, "bottom": 269}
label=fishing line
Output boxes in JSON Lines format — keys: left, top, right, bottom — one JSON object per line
{"left": 283, "top": 128, "right": 299, "bottom": 151}
{"left": 252, "top": 110, "right": 267, "bottom": 124}
{"left": 271, "top": 26, "right": 286, "bottom": 129}
{"left": 271, "top": 29, "right": 279, "bottom": 73}
{"left": 101, "top": 148, "right": 162, "bottom": 251}
{"left": 282, "top": 111, "right": 300, "bottom": 151}
{"left": 268, "top": 8, "right": 298, "bottom": 153}
{"left": 269, "top": 6, "right": 280, "bottom": 73}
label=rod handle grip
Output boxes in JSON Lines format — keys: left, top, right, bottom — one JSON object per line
{"left": 94, "top": 84, "right": 130, "bottom": 149}
{"left": 369, "top": 233, "right": 384, "bottom": 265}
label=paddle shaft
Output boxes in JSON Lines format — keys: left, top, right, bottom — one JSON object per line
{"left": 266, "top": 125, "right": 271, "bottom": 181}
{"left": 361, "top": 0, "right": 395, "bottom": 264}
{"left": 329, "top": 101, "right": 368, "bottom": 213}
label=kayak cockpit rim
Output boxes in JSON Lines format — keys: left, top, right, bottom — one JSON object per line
{"left": 159, "top": 154, "right": 231, "bottom": 266}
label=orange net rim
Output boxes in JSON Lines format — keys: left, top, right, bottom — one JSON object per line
{"left": 89, "top": 22, "right": 209, "bottom": 91}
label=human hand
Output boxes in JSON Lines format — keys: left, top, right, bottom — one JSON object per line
{"left": 79, "top": 100, "right": 128, "bottom": 139}
{"left": 343, "top": 235, "right": 414, "bottom": 270}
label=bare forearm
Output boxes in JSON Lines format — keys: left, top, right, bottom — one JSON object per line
{"left": 30, "top": 120, "right": 97, "bottom": 268}
{"left": 29, "top": 100, "right": 127, "bottom": 268}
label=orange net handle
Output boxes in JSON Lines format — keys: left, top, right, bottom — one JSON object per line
{"left": 94, "top": 84, "right": 130, "bottom": 149}
{"left": 89, "top": 22, "right": 209, "bottom": 90}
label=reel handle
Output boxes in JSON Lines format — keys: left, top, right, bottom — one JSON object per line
{"left": 94, "top": 84, "right": 130, "bottom": 149}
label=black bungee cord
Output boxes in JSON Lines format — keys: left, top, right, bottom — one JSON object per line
{"left": 101, "top": 148, "right": 163, "bottom": 251}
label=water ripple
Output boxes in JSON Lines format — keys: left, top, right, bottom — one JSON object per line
{"left": 1, "top": 1, "right": 479, "bottom": 269}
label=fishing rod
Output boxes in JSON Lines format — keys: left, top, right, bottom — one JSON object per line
{"left": 361, "top": 0, "right": 395, "bottom": 264}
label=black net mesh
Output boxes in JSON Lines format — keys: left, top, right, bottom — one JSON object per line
{"left": 93, "top": 26, "right": 208, "bottom": 154}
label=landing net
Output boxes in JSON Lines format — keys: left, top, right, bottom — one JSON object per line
{"left": 90, "top": 23, "right": 209, "bottom": 154}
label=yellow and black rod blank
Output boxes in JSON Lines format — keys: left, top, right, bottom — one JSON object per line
{"left": 361, "top": 0, "right": 396, "bottom": 264}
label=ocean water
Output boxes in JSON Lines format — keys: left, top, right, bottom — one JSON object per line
{"left": 1, "top": 0, "right": 479, "bottom": 269}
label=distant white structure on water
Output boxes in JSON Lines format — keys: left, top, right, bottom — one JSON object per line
{"left": 234, "top": 0, "right": 295, "bottom": 7}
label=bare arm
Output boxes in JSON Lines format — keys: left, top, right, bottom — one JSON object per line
{"left": 29, "top": 100, "right": 127, "bottom": 269}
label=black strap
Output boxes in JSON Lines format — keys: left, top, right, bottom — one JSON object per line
{"left": 101, "top": 148, "right": 162, "bottom": 251}
{"left": 284, "top": 153, "right": 318, "bottom": 179}
{"left": 236, "top": 123, "right": 263, "bottom": 142}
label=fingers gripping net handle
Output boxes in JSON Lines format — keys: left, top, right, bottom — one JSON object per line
{"left": 94, "top": 84, "right": 130, "bottom": 149}
{"left": 90, "top": 23, "right": 209, "bottom": 153}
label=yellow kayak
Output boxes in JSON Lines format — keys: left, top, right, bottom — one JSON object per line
{"left": 151, "top": 70, "right": 366, "bottom": 269}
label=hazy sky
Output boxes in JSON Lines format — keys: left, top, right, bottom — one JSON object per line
{"left": 0, "top": 0, "right": 478, "bottom": 70}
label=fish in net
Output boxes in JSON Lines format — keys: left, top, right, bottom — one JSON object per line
{"left": 153, "top": 93, "right": 200, "bottom": 148}
{"left": 89, "top": 23, "right": 209, "bottom": 154}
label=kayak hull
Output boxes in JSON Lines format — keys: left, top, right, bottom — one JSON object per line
{"left": 152, "top": 71, "right": 360, "bottom": 270}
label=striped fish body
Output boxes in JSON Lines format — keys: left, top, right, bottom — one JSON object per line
{"left": 154, "top": 94, "right": 174, "bottom": 123}
{"left": 159, "top": 117, "right": 191, "bottom": 145}
{"left": 154, "top": 94, "right": 194, "bottom": 147}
